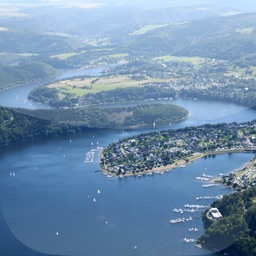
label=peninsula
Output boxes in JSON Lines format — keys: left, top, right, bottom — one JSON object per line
{"left": 100, "top": 120, "right": 256, "bottom": 177}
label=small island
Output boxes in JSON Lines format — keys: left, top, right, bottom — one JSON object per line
{"left": 100, "top": 120, "right": 256, "bottom": 177}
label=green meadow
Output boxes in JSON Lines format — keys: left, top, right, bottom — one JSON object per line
{"left": 48, "top": 74, "right": 169, "bottom": 98}
{"left": 130, "top": 24, "right": 169, "bottom": 35}
{"left": 50, "top": 50, "right": 87, "bottom": 60}
{"left": 235, "top": 27, "right": 255, "bottom": 34}
{"left": 153, "top": 55, "right": 209, "bottom": 65}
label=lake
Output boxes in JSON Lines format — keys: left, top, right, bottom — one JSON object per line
{"left": 0, "top": 67, "right": 105, "bottom": 109}
{"left": 0, "top": 133, "right": 254, "bottom": 256}
{"left": 0, "top": 68, "right": 255, "bottom": 256}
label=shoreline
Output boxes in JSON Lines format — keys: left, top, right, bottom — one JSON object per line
{"left": 101, "top": 149, "right": 255, "bottom": 178}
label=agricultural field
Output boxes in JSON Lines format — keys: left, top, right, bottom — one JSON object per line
{"left": 130, "top": 24, "right": 169, "bottom": 35}
{"left": 224, "top": 66, "right": 256, "bottom": 79}
{"left": 86, "top": 37, "right": 111, "bottom": 46}
{"left": 48, "top": 75, "right": 159, "bottom": 97}
{"left": 50, "top": 50, "right": 87, "bottom": 60}
{"left": 17, "top": 53, "right": 39, "bottom": 57}
{"left": 235, "top": 27, "right": 255, "bottom": 34}
{"left": 101, "top": 53, "right": 129, "bottom": 59}
{"left": 220, "top": 11, "right": 242, "bottom": 16}
{"left": 153, "top": 55, "right": 210, "bottom": 65}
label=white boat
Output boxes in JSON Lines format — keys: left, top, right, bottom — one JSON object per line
{"left": 93, "top": 198, "right": 96, "bottom": 202}
{"left": 97, "top": 189, "right": 101, "bottom": 194}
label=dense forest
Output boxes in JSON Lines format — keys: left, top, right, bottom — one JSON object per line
{"left": 0, "top": 104, "right": 188, "bottom": 146}
{"left": 0, "top": 62, "right": 58, "bottom": 90}
{"left": 198, "top": 187, "right": 256, "bottom": 255}
{"left": 0, "top": 106, "right": 83, "bottom": 145}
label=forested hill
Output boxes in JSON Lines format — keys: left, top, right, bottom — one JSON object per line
{"left": 0, "top": 106, "right": 82, "bottom": 146}
{"left": 130, "top": 13, "right": 256, "bottom": 64}
{"left": 0, "top": 104, "right": 188, "bottom": 146}
{"left": 0, "top": 62, "right": 58, "bottom": 90}
{"left": 0, "top": 30, "right": 84, "bottom": 54}
{"left": 198, "top": 185, "right": 256, "bottom": 256}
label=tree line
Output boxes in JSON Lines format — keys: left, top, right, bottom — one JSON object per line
{"left": 0, "top": 104, "right": 188, "bottom": 146}
{"left": 198, "top": 186, "right": 256, "bottom": 256}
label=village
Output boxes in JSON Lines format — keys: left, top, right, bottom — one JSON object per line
{"left": 101, "top": 120, "right": 256, "bottom": 177}
{"left": 104, "top": 57, "right": 256, "bottom": 107}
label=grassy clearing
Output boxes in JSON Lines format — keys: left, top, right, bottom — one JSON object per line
{"left": 225, "top": 66, "right": 256, "bottom": 79}
{"left": 235, "top": 27, "right": 255, "bottom": 35}
{"left": 154, "top": 55, "right": 209, "bottom": 65}
{"left": 130, "top": 24, "right": 169, "bottom": 35}
{"left": 49, "top": 75, "right": 157, "bottom": 97}
{"left": 46, "top": 32, "right": 70, "bottom": 37}
{"left": 235, "top": 154, "right": 256, "bottom": 179}
{"left": 86, "top": 37, "right": 110, "bottom": 46}
{"left": 92, "top": 48, "right": 113, "bottom": 52}
{"left": 50, "top": 50, "right": 87, "bottom": 60}
{"left": 17, "top": 53, "right": 39, "bottom": 57}
{"left": 220, "top": 11, "right": 242, "bottom": 16}
{"left": 0, "top": 10, "right": 28, "bottom": 17}
{"left": 49, "top": 48, "right": 114, "bottom": 60}
{"left": 0, "top": 27, "right": 8, "bottom": 31}
{"left": 249, "top": 66, "right": 256, "bottom": 75}
{"left": 101, "top": 53, "right": 129, "bottom": 59}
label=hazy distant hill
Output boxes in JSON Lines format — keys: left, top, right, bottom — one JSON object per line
{"left": 129, "top": 13, "right": 256, "bottom": 63}
{"left": 0, "top": 5, "right": 220, "bottom": 38}
{"left": 1, "top": 0, "right": 256, "bottom": 38}
{"left": 0, "top": 30, "right": 84, "bottom": 55}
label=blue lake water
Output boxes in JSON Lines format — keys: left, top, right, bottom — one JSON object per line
{"left": 0, "top": 68, "right": 255, "bottom": 256}
{"left": 0, "top": 67, "right": 105, "bottom": 109}
{"left": 0, "top": 133, "right": 254, "bottom": 256}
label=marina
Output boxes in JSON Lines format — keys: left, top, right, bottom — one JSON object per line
{"left": 169, "top": 217, "right": 193, "bottom": 224}
{"left": 202, "top": 184, "right": 219, "bottom": 188}
{"left": 2, "top": 139, "right": 249, "bottom": 256}
{"left": 196, "top": 195, "right": 223, "bottom": 200}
